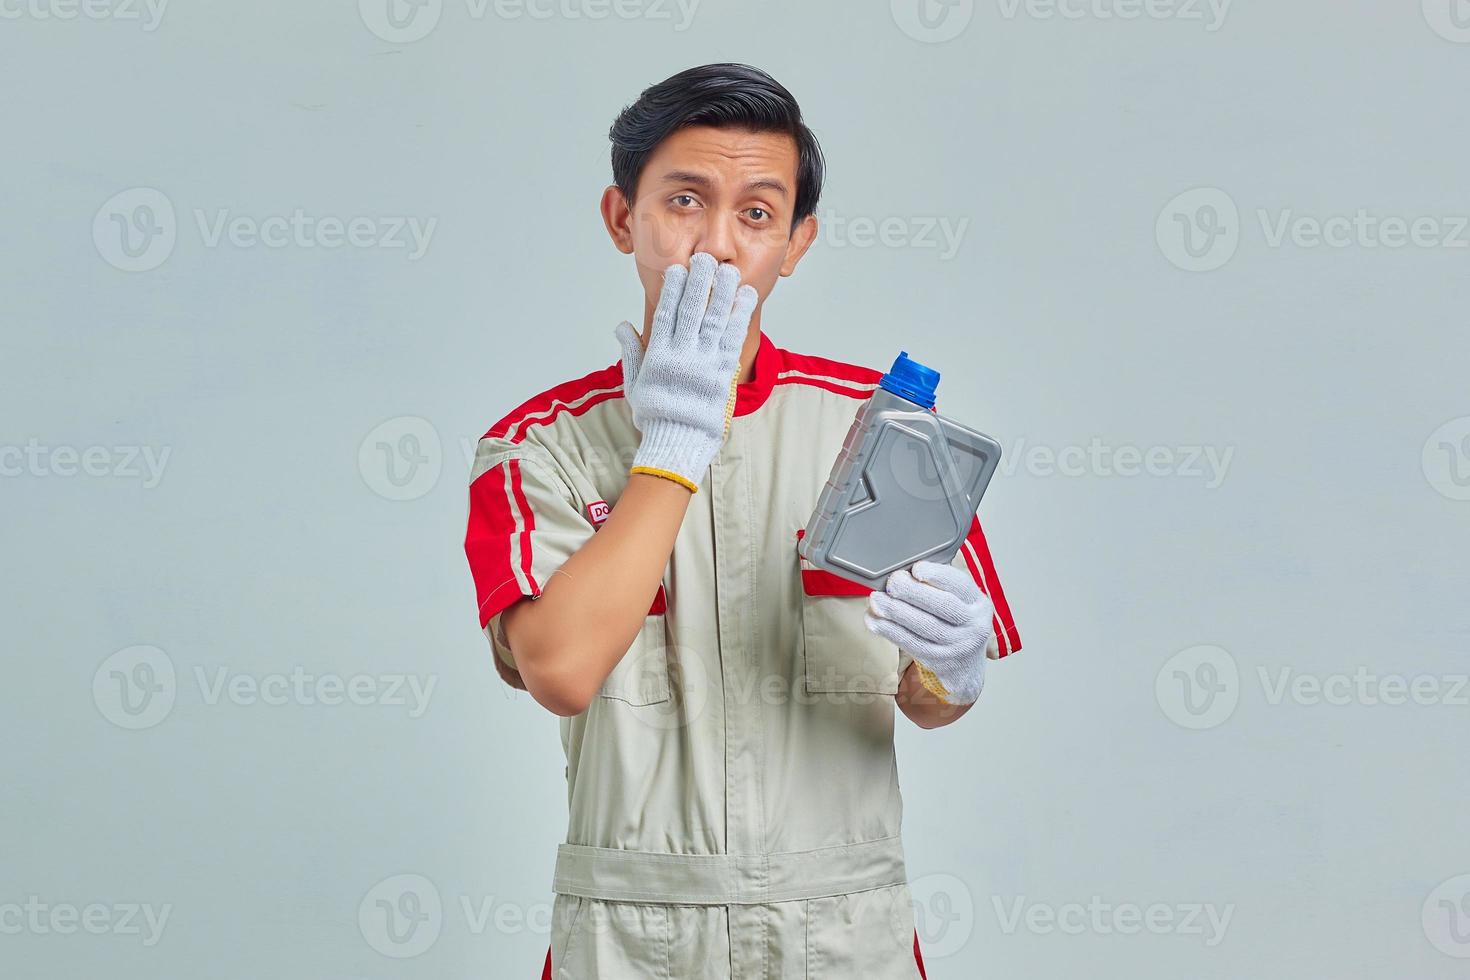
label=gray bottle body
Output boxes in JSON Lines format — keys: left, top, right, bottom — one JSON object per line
{"left": 798, "top": 387, "right": 1002, "bottom": 591}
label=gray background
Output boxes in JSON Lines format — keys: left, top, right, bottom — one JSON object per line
{"left": 4, "top": 0, "right": 1469, "bottom": 976}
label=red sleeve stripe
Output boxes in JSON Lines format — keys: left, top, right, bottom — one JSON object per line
{"left": 957, "top": 516, "right": 1021, "bottom": 656}
{"left": 507, "top": 457, "right": 540, "bottom": 596}
{"left": 468, "top": 457, "right": 543, "bottom": 630}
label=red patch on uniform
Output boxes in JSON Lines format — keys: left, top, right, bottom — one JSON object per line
{"left": 586, "top": 499, "right": 610, "bottom": 527}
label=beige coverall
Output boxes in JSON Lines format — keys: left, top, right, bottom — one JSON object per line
{"left": 465, "top": 330, "right": 1022, "bottom": 979}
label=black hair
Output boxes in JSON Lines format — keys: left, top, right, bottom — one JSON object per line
{"left": 608, "top": 63, "right": 825, "bottom": 235}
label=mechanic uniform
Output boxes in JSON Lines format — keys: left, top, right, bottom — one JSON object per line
{"left": 464, "top": 330, "right": 1022, "bottom": 979}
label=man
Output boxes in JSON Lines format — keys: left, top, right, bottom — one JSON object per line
{"left": 464, "top": 63, "right": 1021, "bottom": 979}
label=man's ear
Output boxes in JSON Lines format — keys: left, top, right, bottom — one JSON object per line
{"left": 779, "top": 213, "right": 819, "bottom": 277}
{"left": 600, "top": 185, "right": 635, "bottom": 255}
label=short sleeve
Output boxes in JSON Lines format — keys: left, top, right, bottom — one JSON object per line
{"left": 463, "top": 440, "right": 595, "bottom": 673}
{"left": 950, "top": 513, "right": 1022, "bottom": 660}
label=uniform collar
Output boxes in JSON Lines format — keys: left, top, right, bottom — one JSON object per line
{"left": 732, "top": 330, "right": 779, "bottom": 418}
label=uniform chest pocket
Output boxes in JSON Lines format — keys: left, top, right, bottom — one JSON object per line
{"left": 595, "top": 585, "right": 672, "bottom": 706}
{"left": 795, "top": 531, "right": 901, "bottom": 697}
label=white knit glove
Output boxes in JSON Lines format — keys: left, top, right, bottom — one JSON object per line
{"left": 613, "top": 252, "right": 757, "bottom": 493}
{"left": 863, "top": 560, "right": 995, "bottom": 705}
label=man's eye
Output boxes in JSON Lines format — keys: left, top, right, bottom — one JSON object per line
{"left": 747, "top": 208, "right": 769, "bottom": 222}
{"left": 672, "top": 195, "right": 698, "bottom": 208}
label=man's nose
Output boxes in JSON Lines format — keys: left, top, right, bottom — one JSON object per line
{"left": 693, "top": 213, "right": 738, "bottom": 266}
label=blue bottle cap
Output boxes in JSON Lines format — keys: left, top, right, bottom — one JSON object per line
{"left": 878, "top": 350, "right": 939, "bottom": 409}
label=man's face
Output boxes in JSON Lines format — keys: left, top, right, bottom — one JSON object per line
{"left": 602, "top": 124, "right": 818, "bottom": 325}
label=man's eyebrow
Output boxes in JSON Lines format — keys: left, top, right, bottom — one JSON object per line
{"left": 658, "top": 170, "right": 790, "bottom": 198}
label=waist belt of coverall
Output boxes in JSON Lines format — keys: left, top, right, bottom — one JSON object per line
{"left": 551, "top": 835, "right": 908, "bottom": 905}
